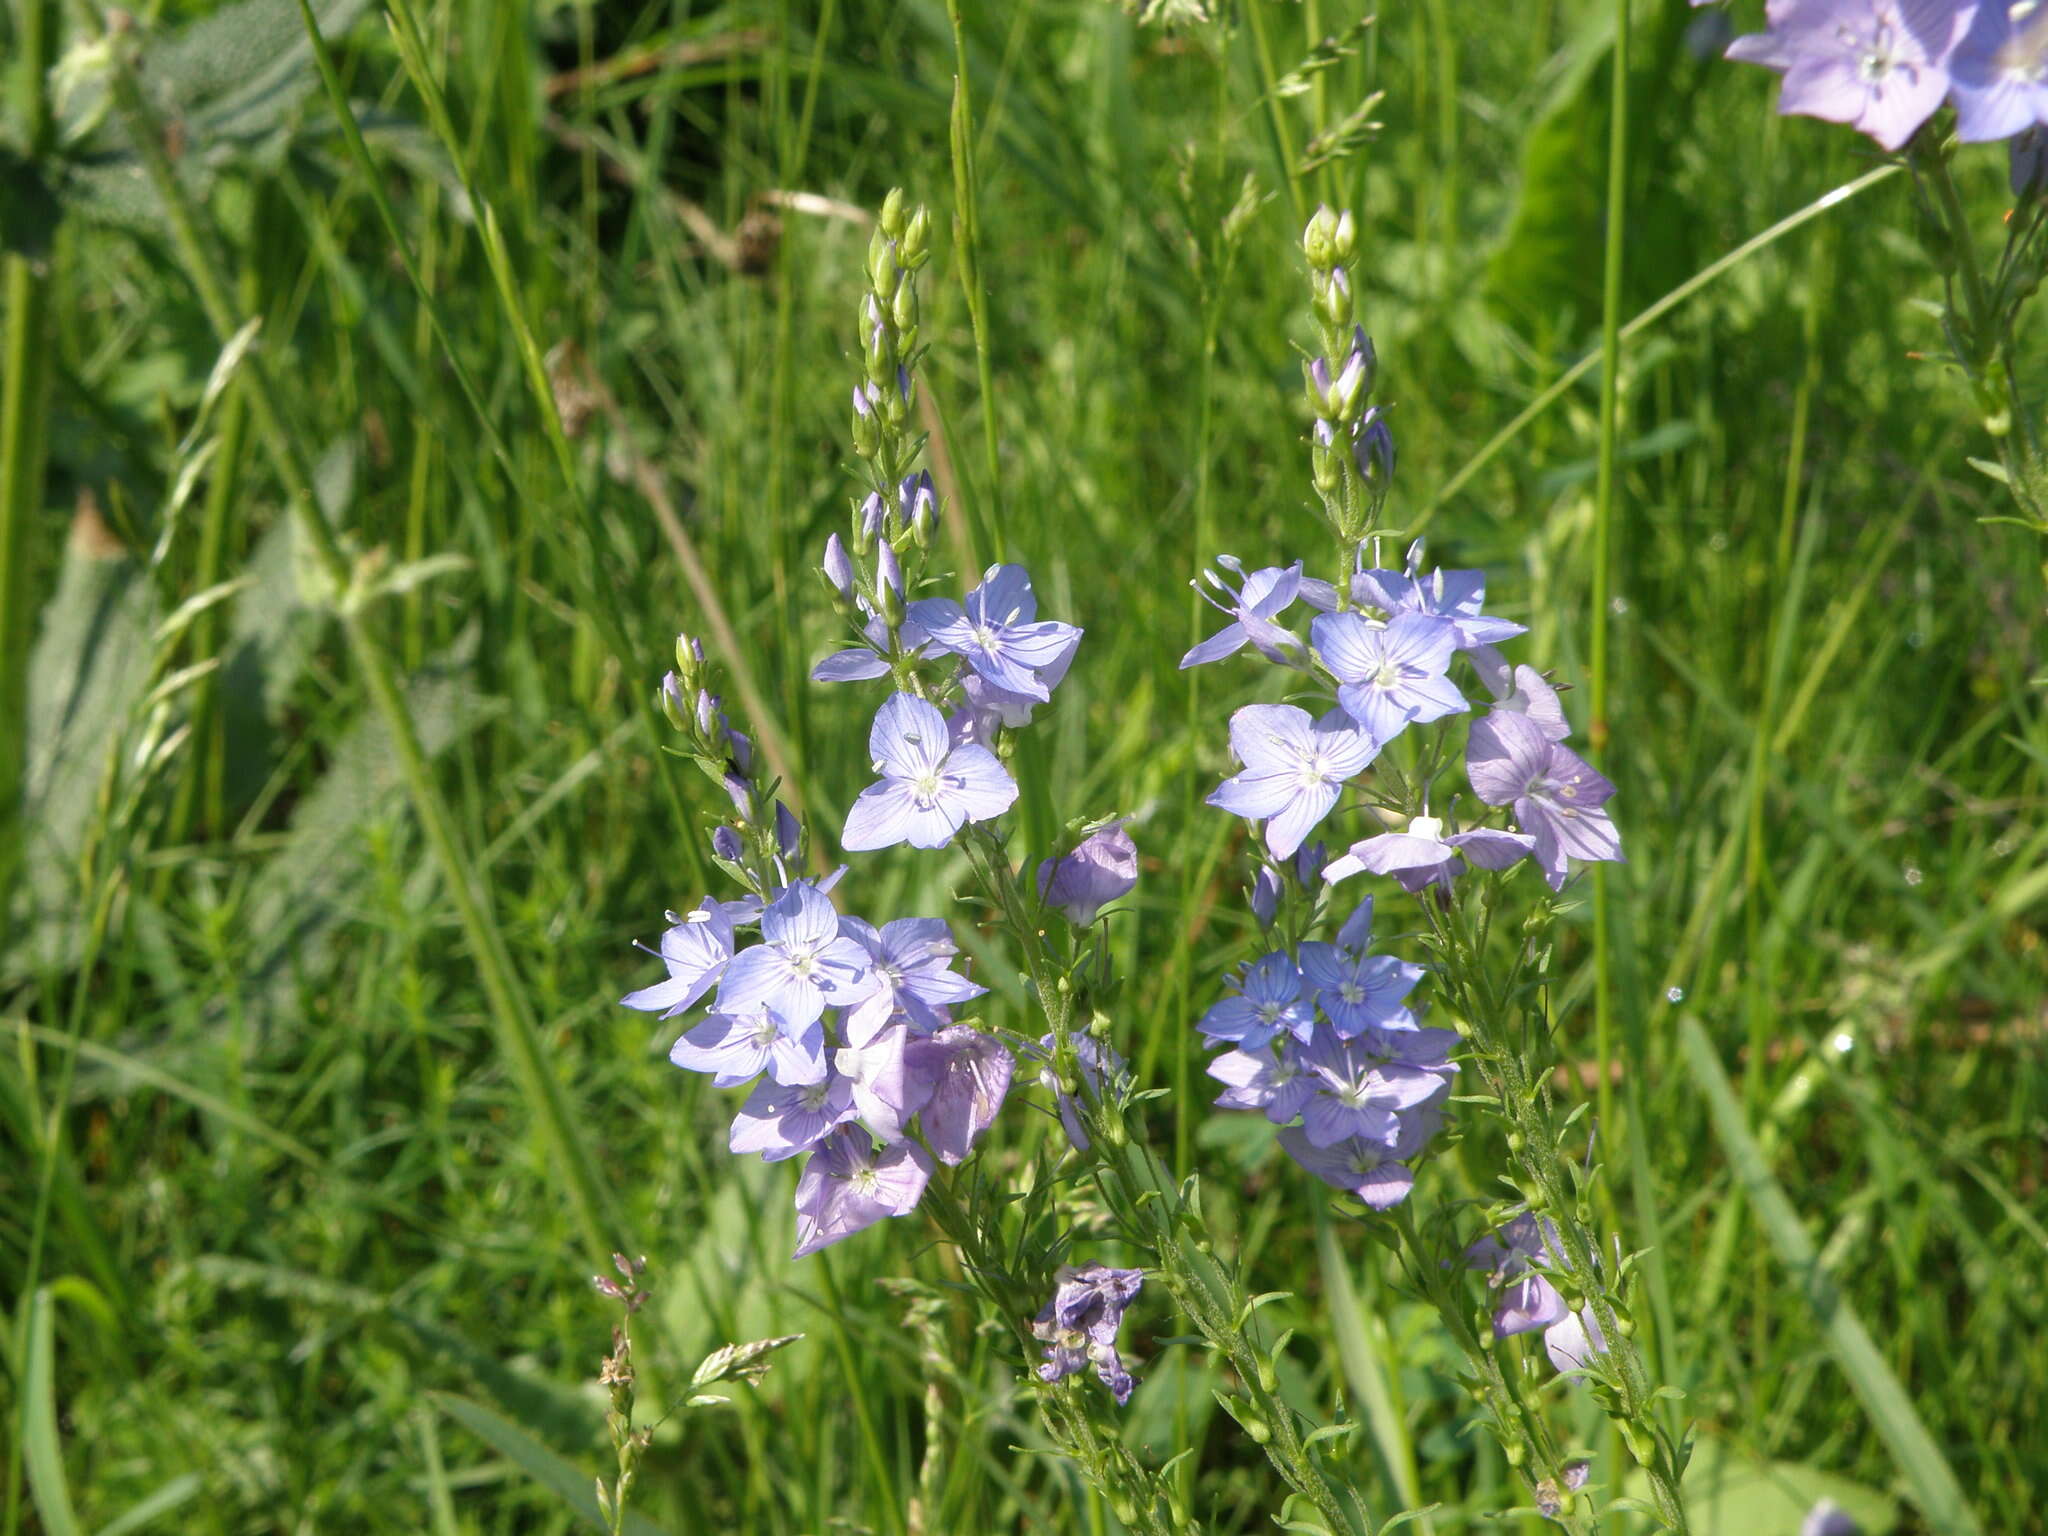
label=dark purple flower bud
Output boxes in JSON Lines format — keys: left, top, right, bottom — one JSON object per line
{"left": 1354, "top": 408, "right": 1395, "bottom": 492}
{"left": 1036, "top": 822, "right": 1139, "bottom": 926}
{"left": 1032, "top": 1263, "right": 1143, "bottom": 1405}
{"left": 822, "top": 533, "right": 855, "bottom": 602}
{"left": 1249, "top": 866, "right": 1282, "bottom": 929}
{"left": 775, "top": 801, "right": 802, "bottom": 859}
{"left": 905, "top": 1026, "right": 1014, "bottom": 1165}
{"left": 902, "top": 470, "right": 938, "bottom": 544}
{"left": 712, "top": 826, "right": 744, "bottom": 863}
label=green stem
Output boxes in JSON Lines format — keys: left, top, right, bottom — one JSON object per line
{"left": 0, "top": 0, "right": 56, "bottom": 947}
{"left": 945, "top": 0, "right": 1007, "bottom": 560}
{"left": 1588, "top": 0, "right": 1630, "bottom": 1145}
{"left": 85, "top": 0, "right": 626, "bottom": 1266}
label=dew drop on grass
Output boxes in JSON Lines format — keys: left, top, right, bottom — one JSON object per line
{"left": 1665, "top": 986, "right": 1684, "bottom": 1003}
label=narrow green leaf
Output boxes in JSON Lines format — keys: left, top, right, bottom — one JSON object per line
{"left": 433, "top": 1392, "right": 665, "bottom": 1536}
{"left": 24, "top": 1288, "right": 83, "bottom": 1536}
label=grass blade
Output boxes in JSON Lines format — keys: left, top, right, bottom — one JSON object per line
{"left": 1679, "top": 1017, "right": 1984, "bottom": 1536}
{"left": 23, "top": 1288, "right": 82, "bottom": 1536}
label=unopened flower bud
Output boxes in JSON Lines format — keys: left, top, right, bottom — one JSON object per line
{"left": 879, "top": 186, "right": 910, "bottom": 238}
{"left": 854, "top": 491, "right": 887, "bottom": 555}
{"left": 694, "top": 687, "right": 721, "bottom": 740}
{"left": 711, "top": 825, "right": 743, "bottom": 862}
{"left": 822, "top": 532, "right": 855, "bottom": 602}
{"left": 851, "top": 383, "right": 880, "bottom": 457}
{"left": 900, "top": 206, "right": 933, "bottom": 267}
{"left": 1314, "top": 265, "right": 1353, "bottom": 333}
{"left": 1250, "top": 866, "right": 1281, "bottom": 928}
{"left": 1303, "top": 203, "right": 1341, "bottom": 269}
{"left": 867, "top": 228, "right": 900, "bottom": 300}
{"left": 775, "top": 801, "right": 802, "bottom": 859}
{"left": 1332, "top": 209, "right": 1357, "bottom": 263}
{"left": 891, "top": 276, "right": 918, "bottom": 343}
{"left": 658, "top": 671, "right": 688, "bottom": 731}
{"left": 876, "top": 545, "right": 907, "bottom": 626}
{"left": 673, "top": 633, "right": 704, "bottom": 686}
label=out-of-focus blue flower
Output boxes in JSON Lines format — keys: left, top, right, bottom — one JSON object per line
{"left": 1951, "top": 3, "right": 2048, "bottom": 141}
{"left": 1032, "top": 1263, "right": 1144, "bottom": 1405}
{"left": 1037, "top": 822, "right": 1140, "bottom": 925}
{"left": 1312, "top": 611, "right": 1467, "bottom": 746}
{"left": 1725, "top": 0, "right": 1966, "bottom": 150}
{"left": 1277, "top": 1124, "right": 1419, "bottom": 1209}
{"left": 1463, "top": 1214, "right": 1611, "bottom": 1378}
{"left": 1466, "top": 710, "right": 1623, "bottom": 891}
{"left": 910, "top": 564, "right": 1083, "bottom": 702}
{"left": 792, "top": 1126, "right": 934, "bottom": 1259}
{"left": 843, "top": 693, "right": 1019, "bottom": 851}
{"left": 1206, "top": 703, "right": 1377, "bottom": 859}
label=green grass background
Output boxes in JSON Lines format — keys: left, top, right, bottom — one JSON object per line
{"left": 3, "top": 0, "right": 2043, "bottom": 1532}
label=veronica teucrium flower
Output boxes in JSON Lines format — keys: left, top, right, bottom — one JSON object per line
{"left": 1207, "top": 704, "right": 1377, "bottom": 858}
{"left": 792, "top": 1126, "right": 934, "bottom": 1259}
{"left": 909, "top": 564, "right": 1082, "bottom": 702}
{"left": 1037, "top": 822, "right": 1139, "bottom": 925}
{"left": 1470, "top": 651, "right": 1571, "bottom": 741}
{"left": 838, "top": 915, "right": 986, "bottom": 1046}
{"left": 1464, "top": 1214, "right": 1610, "bottom": 1377}
{"left": 1298, "top": 1030, "right": 1451, "bottom": 1147}
{"left": 905, "top": 1026, "right": 1014, "bottom": 1165}
{"left": 1196, "top": 951, "right": 1314, "bottom": 1049}
{"left": 620, "top": 898, "right": 738, "bottom": 1018}
{"left": 1297, "top": 942, "right": 1425, "bottom": 1036}
{"left": 843, "top": 693, "right": 1019, "bottom": 851}
{"left": 1181, "top": 559, "right": 1319, "bottom": 668}
{"left": 1322, "top": 815, "right": 1535, "bottom": 893}
{"left": 1032, "top": 1263, "right": 1144, "bottom": 1404}
{"left": 1726, "top": 0, "right": 1966, "bottom": 150}
{"left": 1466, "top": 710, "right": 1623, "bottom": 891}
{"left": 728, "top": 1073, "right": 856, "bottom": 1161}
{"left": 1950, "top": 2, "right": 2048, "bottom": 140}
{"left": 1351, "top": 560, "right": 1527, "bottom": 653}
{"left": 669, "top": 1005, "right": 825, "bottom": 1088}
{"left": 1208, "top": 1038, "right": 1315, "bottom": 1123}
{"left": 715, "top": 881, "right": 872, "bottom": 1029}
{"left": 1312, "top": 611, "right": 1466, "bottom": 745}
{"left": 835, "top": 1024, "right": 933, "bottom": 1144}
{"left": 1278, "top": 1125, "right": 1418, "bottom": 1209}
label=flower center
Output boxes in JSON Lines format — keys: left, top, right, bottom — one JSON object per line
{"left": 911, "top": 769, "right": 946, "bottom": 807}
{"left": 1373, "top": 660, "right": 1402, "bottom": 689}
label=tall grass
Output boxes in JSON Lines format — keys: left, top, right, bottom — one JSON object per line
{"left": 2, "top": 2, "right": 2041, "bottom": 1532}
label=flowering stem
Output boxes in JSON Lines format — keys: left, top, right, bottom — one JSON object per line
{"left": 945, "top": 0, "right": 1008, "bottom": 560}
{"left": 1914, "top": 140, "right": 2048, "bottom": 529}
{"left": 1424, "top": 898, "right": 1691, "bottom": 1534}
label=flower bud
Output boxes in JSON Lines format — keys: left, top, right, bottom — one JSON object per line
{"left": 774, "top": 800, "right": 802, "bottom": 859}
{"left": 866, "top": 228, "right": 900, "bottom": 300}
{"left": 1314, "top": 265, "right": 1353, "bottom": 333}
{"left": 658, "top": 671, "right": 689, "bottom": 731}
{"left": 851, "top": 384, "right": 880, "bottom": 458}
{"left": 822, "top": 532, "right": 855, "bottom": 602}
{"left": 876, "top": 544, "right": 908, "bottom": 626}
{"left": 1250, "top": 866, "right": 1281, "bottom": 928}
{"left": 879, "top": 186, "right": 910, "bottom": 238}
{"left": 853, "top": 492, "right": 887, "bottom": 556}
{"left": 900, "top": 206, "right": 933, "bottom": 268}
{"left": 711, "top": 825, "right": 743, "bottom": 862}
{"left": 891, "top": 276, "right": 918, "bottom": 343}
{"left": 673, "top": 633, "right": 704, "bottom": 687}
{"left": 1302, "top": 203, "right": 1340, "bottom": 269}
{"left": 1332, "top": 209, "right": 1357, "bottom": 264}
